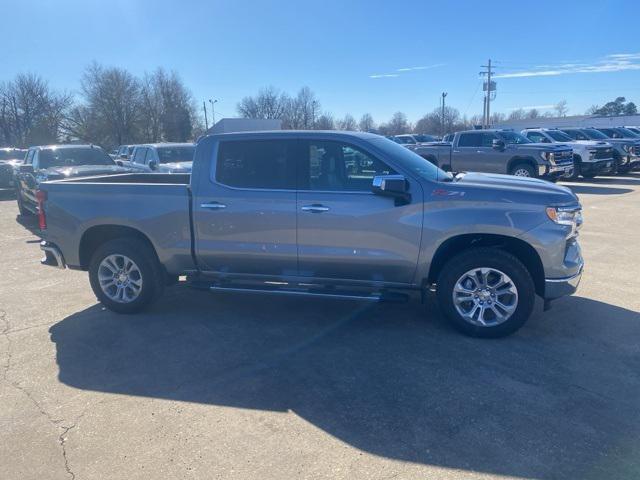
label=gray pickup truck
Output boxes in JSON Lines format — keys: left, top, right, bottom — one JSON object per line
{"left": 414, "top": 129, "right": 574, "bottom": 180}
{"left": 37, "top": 131, "right": 583, "bottom": 337}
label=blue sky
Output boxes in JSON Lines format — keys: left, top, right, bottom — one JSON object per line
{"left": 4, "top": 0, "right": 640, "bottom": 124}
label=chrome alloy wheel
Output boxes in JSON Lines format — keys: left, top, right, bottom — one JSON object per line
{"left": 513, "top": 168, "right": 531, "bottom": 177}
{"left": 98, "top": 254, "right": 143, "bottom": 303}
{"left": 452, "top": 268, "right": 518, "bottom": 327}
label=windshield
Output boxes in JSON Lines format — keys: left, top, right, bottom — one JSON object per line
{"left": 157, "top": 145, "right": 195, "bottom": 163}
{"left": 583, "top": 129, "right": 610, "bottom": 140}
{"left": 0, "top": 149, "right": 24, "bottom": 161}
{"left": 39, "top": 147, "right": 114, "bottom": 169}
{"left": 615, "top": 127, "right": 639, "bottom": 138}
{"left": 413, "top": 134, "right": 438, "bottom": 142}
{"left": 597, "top": 128, "right": 623, "bottom": 138}
{"left": 497, "top": 131, "right": 531, "bottom": 144}
{"left": 547, "top": 130, "right": 573, "bottom": 142}
{"left": 370, "top": 137, "right": 450, "bottom": 182}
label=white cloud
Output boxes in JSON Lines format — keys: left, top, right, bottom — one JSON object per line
{"left": 495, "top": 53, "right": 640, "bottom": 79}
{"left": 369, "top": 63, "right": 445, "bottom": 78}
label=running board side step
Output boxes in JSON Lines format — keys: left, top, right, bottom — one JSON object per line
{"left": 206, "top": 285, "right": 409, "bottom": 303}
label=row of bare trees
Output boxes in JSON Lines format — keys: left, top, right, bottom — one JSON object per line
{"left": 0, "top": 64, "right": 201, "bottom": 149}
{"left": 236, "top": 86, "right": 577, "bottom": 136}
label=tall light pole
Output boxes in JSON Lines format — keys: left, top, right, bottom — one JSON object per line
{"left": 209, "top": 99, "right": 218, "bottom": 126}
{"left": 441, "top": 92, "right": 448, "bottom": 136}
{"left": 203, "top": 101, "right": 209, "bottom": 131}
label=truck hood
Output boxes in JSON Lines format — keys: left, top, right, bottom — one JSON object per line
{"left": 567, "top": 140, "right": 611, "bottom": 147}
{"left": 158, "top": 161, "right": 192, "bottom": 173}
{"left": 455, "top": 172, "right": 578, "bottom": 205}
{"left": 507, "top": 143, "right": 572, "bottom": 152}
{"left": 40, "top": 164, "right": 131, "bottom": 180}
{"left": 599, "top": 138, "right": 640, "bottom": 147}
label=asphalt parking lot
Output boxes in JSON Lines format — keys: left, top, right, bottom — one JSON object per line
{"left": 1, "top": 175, "right": 639, "bottom": 480}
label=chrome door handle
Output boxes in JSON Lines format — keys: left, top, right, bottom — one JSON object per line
{"left": 201, "top": 202, "right": 227, "bottom": 210}
{"left": 301, "top": 204, "right": 330, "bottom": 213}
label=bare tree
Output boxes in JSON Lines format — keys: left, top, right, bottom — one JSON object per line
{"left": 381, "top": 112, "right": 410, "bottom": 136}
{"left": 0, "top": 73, "right": 72, "bottom": 147}
{"left": 314, "top": 113, "right": 335, "bottom": 130}
{"left": 358, "top": 113, "right": 376, "bottom": 132}
{"left": 236, "top": 86, "right": 290, "bottom": 120}
{"left": 337, "top": 114, "right": 357, "bottom": 131}
{"left": 72, "top": 63, "right": 142, "bottom": 146}
{"left": 285, "top": 87, "right": 319, "bottom": 129}
{"left": 414, "top": 106, "right": 462, "bottom": 135}
{"left": 554, "top": 100, "right": 569, "bottom": 117}
{"left": 585, "top": 105, "right": 600, "bottom": 115}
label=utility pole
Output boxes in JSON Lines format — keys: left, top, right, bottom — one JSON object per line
{"left": 203, "top": 101, "right": 209, "bottom": 131}
{"left": 480, "top": 59, "right": 494, "bottom": 128}
{"left": 441, "top": 92, "right": 448, "bottom": 136}
{"left": 209, "top": 99, "right": 218, "bottom": 126}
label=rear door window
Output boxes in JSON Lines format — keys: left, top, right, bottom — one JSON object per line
{"left": 458, "top": 133, "right": 482, "bottom": 147}
{"left": 215, "top": 140, "right": 297, "bottom": 190}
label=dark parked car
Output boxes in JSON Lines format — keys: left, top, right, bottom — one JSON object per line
{"left": 16, "top": 144, "right": 130, "bottom": 216}
{"left": 0, "top": 148, "right": 26, "bottom": 188}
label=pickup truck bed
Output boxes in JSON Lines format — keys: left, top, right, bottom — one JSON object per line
{"left": 42, "top": 173, "right": 195, "bottom": 274}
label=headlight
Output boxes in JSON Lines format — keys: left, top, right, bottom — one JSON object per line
{"left": 540, "top": 151, "right": 555, "bottom": 164}
{"left": 546, "top": 206, "right": 583, "bottom": 235}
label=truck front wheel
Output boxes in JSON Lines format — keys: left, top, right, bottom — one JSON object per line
{"left": 509, "top": 163, "right": 536, "bottom": 178}
{"left": 436, "top": 248, "right": 535, "bottom": 338}
{"left": 88, "top": 238, "right": 164, "bottom": 314}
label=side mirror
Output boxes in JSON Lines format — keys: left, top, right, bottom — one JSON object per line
{"left": 115, "top": 160, "right": 123, "bottom": 166}
{"left": 19, "top": 164, "right": 34, "bottom": 174}
{"left": 492, "top": 139, "right": 505, "bottom": 150}
{"left": 372, "top": 175, "right": 410, "bottom": 205}
{"left": 119, "top": 154, "right": 128, "bottom": 159}
{"left": 148, "top": 160, "right": 158, "bottom": 170}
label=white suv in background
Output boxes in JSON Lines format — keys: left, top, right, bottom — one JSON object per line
{"left": 521, "top": 128, "right": 614, "bottom": 179}
{"left": 125, "top": 143, "right": 195, "bottom": 173}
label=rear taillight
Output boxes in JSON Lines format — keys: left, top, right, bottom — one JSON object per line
{"left": 36, "top": 190, "right": 47, "bottom": 230}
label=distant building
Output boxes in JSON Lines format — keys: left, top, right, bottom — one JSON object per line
{"left": 207, "top": 118, "right": 282, "bottom": 134}
{"left": 494, "top": 114, "right": 640, "bottom": 131}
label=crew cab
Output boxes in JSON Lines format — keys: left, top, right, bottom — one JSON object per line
{"left": 417, "top": 129, "right": 574, "bottom": 180}
{"left": 124, "top": 143, "right": 195, "bottom": 173}
{"left": 559, "top": 128, "right": 640, "bottom": 173}
{"left": 16, "top": 144, "right": 130, "bottom": 216}
{"left": 521, "top": 128, "right": 614, "bottom": 179}
{"left": 37, "top": 131, "right": 583, "bottom": 338}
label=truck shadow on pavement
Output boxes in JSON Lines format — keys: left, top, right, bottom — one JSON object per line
{"left": 49, "top": 290, "right": 640, "bottom": 479}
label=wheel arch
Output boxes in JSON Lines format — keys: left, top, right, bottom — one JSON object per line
{"left": 507, "top": 156, "right": 538, "bottom": 174}
{"left": 79, "top": 224, "right": 160, "bottom": 271}
{"left": 426, "top": 233, "right": 545, "bottom": 297}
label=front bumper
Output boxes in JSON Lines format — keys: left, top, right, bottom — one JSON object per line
{"left": 545, "top": 265, "right": 583, "bottom": 299}
{"left": 40, "top": 241, "right": 66, "bottom": 269}
{"left": 582, "top": 158, "right": 615, "bottom": 174}
{"left": 539, "top": 163, "right": 574, "bottom": 178}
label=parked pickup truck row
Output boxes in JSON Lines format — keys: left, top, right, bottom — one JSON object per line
{"left": 38, "top": 131, "right": 584, "bottom": 338}
{"left": 410, "top": 129, "right": 575, "bottom": 181}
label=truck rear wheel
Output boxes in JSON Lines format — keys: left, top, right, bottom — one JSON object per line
{"left": 436, "top": 247, "right": 535, "bottom": 338}
{"left": 88, "top": 238, "right": 164, "bottom": 314}
{"left": 510, "top": 163, "right": 535, "bottom": 178}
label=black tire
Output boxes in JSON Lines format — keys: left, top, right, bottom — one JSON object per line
{"left": 436, "top": 247, "right": 536, "bottom": 338}
{"left": 88, "top": 238, "right": 164, "bottom": 314}
{"left": 567, "top": 156, "right": 581, "bottom": 180}
{"left": 509, "top": 162, "right": 536, "bottom": 178}
{"left": 16, "top": 189, "right": 33, "bottom": 216}
{"left": 581, "top": 172, "right": 597, "bottom": 179}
